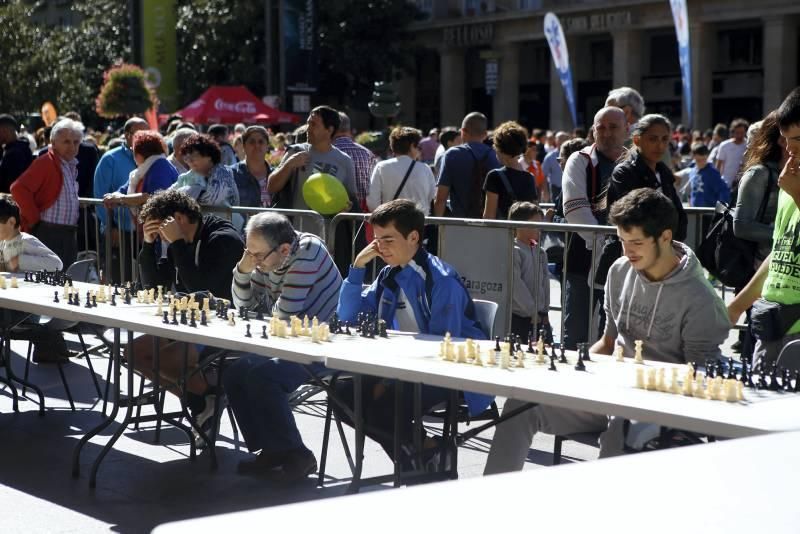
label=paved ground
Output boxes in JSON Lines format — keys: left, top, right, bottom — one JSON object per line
{"left": 0, "top": 280, "right": 739, "bottom": 533}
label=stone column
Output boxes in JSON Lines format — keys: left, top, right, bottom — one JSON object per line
{"left": 612, "top": 29, "right": 642, "bottom": 89}
{"left": 440, "top": 47, "right": 466, "bottom": 126}
{"left": 763, "top": 15, "right": 799, "bottom": 112}
{"left": 493, "top": 42, "right": 520, "bottom": 124}
{"left": 396, "top": 70, "right": 417, "bottom": 127}
{"left": 689, "top": 21, "right": 713, "bottom": 129}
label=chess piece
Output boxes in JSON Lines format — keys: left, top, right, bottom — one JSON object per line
{"left": 558, "top": 344, "right": 567, "bottom": 364}
{"left": 574, "top": 352, "right": 586, "bottom": 371}
{"left": 163, "top": 311, "right": 169, "bottom": 324}
{"left": 171, "top": 309, "right": 178, "bottom": 325}
{"left": 645, "top": 368, "right": 657, "bottom": 390}
{"left": 245, "top": 324, "right": 252, "bottom": 337}
{"left": 73, "top": 291, "right": 80, "bottom": 306}
{"left": 635, "top": 367, "right": 645, "bottom": 389}
{"left": 494, "top": 336, "right": 501, "bottom": 353}
{"left": 727, "top": 357, "right": 737, "bottom": 380}
{"left": 92, "top": 294, "right": 97, "bottom": 307}
{"left": 378, "top": 319, "right": 388, "bottom": 338}
{"left": 200, "top": 310, "right": 207, "bottom": 326}
{"left": 634, "top": 340, "right": 644, "bottom": 364}
{"left": 548, "top": 355, "right": 557, "bottom": 371}
{"left": 581, "top": 343, "right": 591, "bottom": 362}
{"left": 179, "top": 310, "right": 187, "bottom": 325}
{"left": 515, "top": 350, "right": 525, "bottom": 368}
{"left": 228, "top": 311, "right": 236, "bottom": 326}
{"left": 782, "top": 367, "right": 794, "bottom": 392}
{"left": 54, "top": 291, "right": 59, "bottom": 303}
{"left": 536, "top": 336, "right": 545, "bottom": 364}
{"left": 656, "top": 368, "right": 667, "bottom": 392}
{"left": 85, "top": 291, "right": 93, "bottom": 308}
{"left": 615, "top": 345, "right": 625, "bottom": 362}
{"left": 262, "top": 325, "right": 268, "bottom": 339}
{"left": 10, "top": 276, "right": 17, "bottom": 288}
{"left": 256, "top": 309, "right": 264, "bottom": 321}
{"left": 190, "top": 310, "right": 197, "bottom": 328}
{"left": 670, "top": 368, "right": 681, "bottom": 394}
{"left": 111, "top": 293, "right": 116, "bottom": 306}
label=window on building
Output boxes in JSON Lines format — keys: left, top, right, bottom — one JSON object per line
{"left": 589, "top": 38, "right": 613, "bottom": 79}
{"left": 649, "top": 34, "right": 680, "bottom": 75}
{"left": 717, "top": 27, "right": 763, "bottom": 70}
{"left": 463, "top": 0, "right": 496, "bottom": 15}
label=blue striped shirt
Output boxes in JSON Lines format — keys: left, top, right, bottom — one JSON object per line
{"left": 232, "top": 232, "right": 342, "bottom": 321}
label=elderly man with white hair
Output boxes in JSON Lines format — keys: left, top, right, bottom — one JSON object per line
{"left": 10, "top": 118, "right": 85, "bottom": 266}
{"left": 605, "top": 86, "right": 645, "bottom": 129}
{"left": 167, "top": 127, "right": 196, "bottom": 175}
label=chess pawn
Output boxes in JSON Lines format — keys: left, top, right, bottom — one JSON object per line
{"left": 473, "top": 346, "right": 483, "bottom": 366}
{"left": 536, "top": 337, "right": 545, "bottom": 364}
{"left": 488, "top": 347, "right": 497, "bottom": 366}
{"left": 321, "top": 324, "right": 330, "bottom": 342}
{"left": 515, "top": 350, "right": 525, "bottom": 368}
{"left": 0, "top": 276, "right": 6, "bottom": 289}
{"left": 63, "top": 282, "right": 69, "bottom": 300}
{"left": 712, "top": 376, "right": 725, "bottom": 401}
{"left": 457, "top": 345, "right": 467, "bottom": 364}
{"left": 615, "top": 345, "right": 625, "bottom": 363}
{"left": 735, "top": 381, "right": 744, "bottom": 401}
{"left": 500, "top": 348, "right": 511, "bottom": 370}
{"left": 156, "top": 299, "right": 163, "bottom": 316}
{"left": 645, "top": 368, "right": 657, "bottom": 390}
{"left": 681, "top": 373, "right": 694, "bottom": 396}
{"left": 311, "top": 325, "right": 320, "bottom": 343}
{"left": 302, "top": 316, "right": 309, "bottom": 336}
{"left": 656, "top": 368, "right": 667, "bottom": 392}
{"left": 203, "top": 298, "right": 210, "bottom": 313}
{"left": 634, "top": 340, "right": 644, "bottom": 364}
{"left": 446, "top": 341, "right": 455, "bottom": 362}
{"left": 228, "top": 311, "right": 236, "bottom": 326}
{"left": 692, "top": 373, "right": 706, "bottom": 399}
{"left": 635, "top": 367, "right": 645, "bottom": 389}
{"left": 669, "top": 368, "right": 681, "bottom": 394}
{"left": 10, "top": 276, "right": 17, "bottom": 288}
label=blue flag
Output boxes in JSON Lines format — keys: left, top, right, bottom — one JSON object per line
{"left": 544, "top": 12, "right": 578, "bottom": 129}
{"left": 670, "top": 0, "right": 692, "bottom": 126}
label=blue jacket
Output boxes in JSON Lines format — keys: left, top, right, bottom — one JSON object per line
{"left": 94, "top": 144, "right": 137, "bottom": 231}
{"left": 338, "top": 247, "right": 492, "bottom": 415}
{"left": 689, "top": 164, "right": 730, "bottom": 207}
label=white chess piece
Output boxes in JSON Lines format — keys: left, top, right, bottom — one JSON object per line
{"left": 516, "top": 350, "right": 525, "bottom": 368}
{"left": 692, "top": 372, "right": 706, "bottom": 399}
{"left": 656, "top": 368, "right": 667, "bottom": 392}
{"left": 10, "top": 276, "right": 17, "bottom": 288}
{"left": 635, "top": 368, "right": 645, "bottom": 389}
{"left": 473, "top": 346, "right": 483, "bottom": 366}
{"left": 457, "top": 345, "right": 467, "bottom": 364}
{"left": 311, "top": 325, "right": 320, "bottom": 343}
{"left": 634, "top": 340, "right": 644, "bottom": 364}
{"left": 670, "top": 368, "right": 681, "bottom": 394}
{"left": 536, "top": 337, "right": 545, "bottom": 364}
{"left": 228, "top": 311, "right": 236, "bottom": 326}
{"left": 645, "top": 368, "right": 657, "bottom": 390}
{"left": 615, "top": 345, "right": 625, "bottom": 362}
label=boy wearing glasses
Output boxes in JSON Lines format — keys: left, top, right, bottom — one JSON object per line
{"left": 224, "top": 212, "right": 342, "bottom": 482}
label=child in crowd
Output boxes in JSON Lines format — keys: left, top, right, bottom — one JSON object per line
{"left": 0, "top": 193, "right": 62, "bottom": 273}
{"left": 688, "top": 143, "right": 730, "bottom": 207}
{"left": 508, "top": 201, "right": 550, "bottom": 343}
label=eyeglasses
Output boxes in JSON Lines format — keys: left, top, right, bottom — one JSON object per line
{"left": 245, "top": 244, "right": 279, "bottom": 263}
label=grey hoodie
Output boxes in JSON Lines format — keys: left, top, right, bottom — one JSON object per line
{"left": 604, "top": 241, "right": 730, "bottom": 365}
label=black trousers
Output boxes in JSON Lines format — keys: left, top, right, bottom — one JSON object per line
{"left": 33, "top": 221, "right": 77, "bottom": 269}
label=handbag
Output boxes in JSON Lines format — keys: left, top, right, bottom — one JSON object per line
{"left": 697, "top": 170, "right": 774, "bottom": 288}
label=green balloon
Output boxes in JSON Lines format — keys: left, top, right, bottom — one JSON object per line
{"left": 302, "top": 172, "right": 349, "bottom": 215}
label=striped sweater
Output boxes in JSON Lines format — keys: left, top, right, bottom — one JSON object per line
{"left": 231, "top": 232, "right": 341, "bottom": 321}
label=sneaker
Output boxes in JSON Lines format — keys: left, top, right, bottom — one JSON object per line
{"left": 191, "top": 393, "right": 225, "bottom": 448}
{"left": 263, "top": 448, "right": 317, "bottom": 484}
{"left": 237, "top": 450, "right": 291, "bottom": 475}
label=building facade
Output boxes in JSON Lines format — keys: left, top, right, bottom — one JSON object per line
{"left": 398, "top": 0, "right": 800, "bottom": 132}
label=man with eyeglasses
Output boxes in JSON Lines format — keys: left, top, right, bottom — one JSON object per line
{"left": 223, "top": 212, "right": 342, "bottom": 483}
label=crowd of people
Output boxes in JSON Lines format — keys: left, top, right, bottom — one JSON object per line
{"left": 1, "top": 83, "right": 800, "bottom": 483}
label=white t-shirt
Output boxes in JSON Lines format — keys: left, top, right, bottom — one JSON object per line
{"left": 716, "top": 139, "right": 748, "bottom": 187}
{"left": 366, "top": 155, "right": 436, "bottom": 214}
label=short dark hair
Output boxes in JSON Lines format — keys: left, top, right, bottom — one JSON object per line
{"left": 208, "top": 124, "right": 228, "bottom": 138}
{"left": 310, "top": 106, "right": 340, "bottom": 139}
{"left": 369, "top": 199, "right": 425, "bottom": 240}
{"left": 508, "top": 201, "right": 542, "bottom": 222}
{"left": 691, "top": 143, "right": 710, "bottom": 156}
{"left": 0, "top": 114, "right": 18, "bottom": 130}
{"left": 730, "top": 118, "right": 749, "bottom": 132}
{"left": 492, "top": 121, "right": 528, "bottom": 158}
{"left": 439, "top": 127, "right": 460, "bottom": 148}
{"left": 608, "top": 188, "right": 678, "bottom": 240}
{"left": 389, "top": 126, "right": 422, "bottom": 155}
{"left": 777, "top": 87, "right": 800, "bottom": 130}
{"left": 180, "top": 133, "right": 221, "bottom": 165}
{"left": 139, "top": 189, "right": 203, "bottom": 225}
{"left": 0, "top": 194, "right": 20, "bottom": 227}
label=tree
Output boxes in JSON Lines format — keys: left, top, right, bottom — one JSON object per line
{"left": 95, "top": 64, "right": 155, "bottom": 118}
{"left": 316, "top": 0, "right": 421, "bottom": 109}
{"left": 175, "top": 0, "right": 265, "bottom": 104}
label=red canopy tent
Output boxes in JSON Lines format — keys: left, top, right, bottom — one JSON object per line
{"left": 175, "top": 86, "right": 300, "bottom": 125}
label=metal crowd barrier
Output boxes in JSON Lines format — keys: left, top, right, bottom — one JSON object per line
{"left": 328, "top": 212, "right": 618, "bottom": 348}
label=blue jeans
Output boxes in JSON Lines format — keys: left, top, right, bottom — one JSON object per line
{"left": 563, "top": 272, "right": 604, "bottom": 350}
{"left": 222, "top": 355, "right": 326, "bottom": 454}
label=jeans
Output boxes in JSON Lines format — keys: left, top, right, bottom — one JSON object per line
{"left": 222, "top": 355, "right": 326, "bottom": 454}
{"left": 563, "top": 272, "right": 605, "bottom": 351}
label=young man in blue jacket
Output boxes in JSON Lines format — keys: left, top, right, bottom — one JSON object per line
{"left": 336, "top": 199, "right": 491, "bottom": 466}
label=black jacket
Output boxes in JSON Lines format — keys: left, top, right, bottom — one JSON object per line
{"left": 606, "top": 152, "right": 688, "bottom": 241}
{"left": 138, "top": 214, "right": 244, "bottom": 301}
{"left": 0, "top": 138, "right": 34, "bottom": 193}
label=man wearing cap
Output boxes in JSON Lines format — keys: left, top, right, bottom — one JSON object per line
{"left": 0, "top": 114, "right": 34, "bottom": 193}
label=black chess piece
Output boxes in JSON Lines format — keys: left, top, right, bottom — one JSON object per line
{"left": 189, "top": 311, "right": 197, "bottom": 328}
{"left": 113, "top": 285, "right": 119, "bottom": 296}
{"left": 92, "top": 295, "right": 97, "bottom": 307}
{"left": 548, "top": 355, "right": 558, "bottom": 371}
{"left": 171, "top": 309, "right": 178, "bottom": 325}
{"left": 330, "top": 313, "right": 340, "bottom": 334}
{"left": 558, "top": 343, "right": 567, "bottom": 364}
{"left": 574, "top": 353, "right": 586, "bottom": 371}
{"left": 527, "top": 336, "right": 535, "bottom": 354}
{"left": 85, "top": 293, "right": 92, "bottom": 308}
{"left": 200, "top": 310, "right": 207, "bottom": 326}
{"left": 378, "top": 319, "right": 388, "bottom": 338}
{"left": 757, "top": 363, "right": 768, "bottom": 389}
{"left": 73, "top": 292, "right": 80, "bottom": 306}
{"left": 782, "top": 367, "right": 793, "bottom": 392}
{"left": 124, "top": 290, "right": 131, "bottom": 305}
{"left": 163, "top": 311, "right": 169, "bottom": 324}
{"left": 344, "top": 323, "right": 351, "bottom": 336}
{"left": 24, "top": 272, "right": 29, "bottom": 282}
{"left": 111, "top": 293, "right": 116, "bottom": 306}
{"left": 53, "top": 291, "right": 59, "bottom": 303}
{"left": 494, "top": 336, "right": 501, "bottom": 353}
{"left": 581, "top": 343, "right": 591, "bottom": 362}
{"left": 261, "top": 325, "right": 268, "bottom": 339}
{"left": 242, "top": 307, "right": 250, "bottom": 321}
{"left": 515, "top": 335, "right": 522, "bottom": 352}
{"left": 727, "top": 357, "right": 737, "bottom": 380}
{"left": 256, "top": 309, "right": 264, "bottom": 321}
{"left": 245, "top": 324, "right": 252, "bottom": 337}
{"left": 769, "top": 364, "right": 780, "bottom": 391}
{"left": 180, "top": 310, "right": 187, "bottom": 325}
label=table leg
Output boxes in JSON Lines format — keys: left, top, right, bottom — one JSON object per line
{"left": 447, "top": 390, "right": 459, "bottom": 479}
{"left": 88, "top": 329, "right": 136, "bottom": 488}
{"left": 3, "top": 328, "right": 45, "bottom": 415}
{"left": 413, "top": 383, "right": 422, "bottom": 469}
{"left": 0, "top": 361, "right": 19, "bottom": 412}
{"left": 393, "top": 381, "right": 403, "bottom": 487}
{"left": 152, "top": 336, "right": 163, "bottom": 444}
{"left": 72, "top": 328, "right": 121, "bottom": 479}
{"left": 346, "top": 374, "right": 363, "bottom": 494}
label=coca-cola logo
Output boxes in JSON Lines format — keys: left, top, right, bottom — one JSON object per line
{"left": 214, "top": 98, "right": 257, "bottom": 114}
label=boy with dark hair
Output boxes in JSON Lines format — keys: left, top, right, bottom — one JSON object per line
{"left": 507, "top": 201, "right": 549, "bottom": 343}
{"left": 730, "top": 87, "right": 800, "bottom": 366}
{"left": 336, "top": 199, "right": 491, "bottom": 466}
{"left": 485, "top": 188, "right": 730, "bottom": 475}
{"left": 687, "top": 143, "right": 729, "bottom": 208}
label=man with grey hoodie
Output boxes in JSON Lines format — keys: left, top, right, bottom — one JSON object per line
{"left": 484, "top": 188, "right": 730, "bottom": 475}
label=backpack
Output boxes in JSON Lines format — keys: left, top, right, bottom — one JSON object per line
{"left": 465, "top": 147, "right": 491, "bottom": 218}
{"left": 697, "top": 169, "right": 774, "bottom": 288}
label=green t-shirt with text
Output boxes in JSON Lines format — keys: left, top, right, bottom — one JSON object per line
{"left": 762, "top": 190, "right": 800, "bottom": 335}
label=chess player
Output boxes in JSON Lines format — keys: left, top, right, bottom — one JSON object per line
{"left": 485, "top": 188, "right": 730, "bottom": 474}
{"left": 132, "top": 190, "right": 243, "bottom": 428}
{"left": 223, "top": 212, "right": 342, "bottom": 482}
{"left": 334, "top": 199, "right": 491, "bottom": 468}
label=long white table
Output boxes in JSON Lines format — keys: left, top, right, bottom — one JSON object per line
{"left": 153, "top": 430, "right": 800, "bottom": 533}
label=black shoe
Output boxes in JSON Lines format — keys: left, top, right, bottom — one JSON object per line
{"left": 731, "top": 340, "right": 742, "bottom": 353}
{"left": 263, "top": 448, "right": 317, "bottom": 484}
{"left": 192, "top": 393, "right": 226, "bottom": 449}
{"left": 237, "top": 449, "right": 292, "bottom": 475}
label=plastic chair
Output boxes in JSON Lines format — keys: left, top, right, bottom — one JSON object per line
{"left": 776, "top": 340, "right": 800, "bottom": 372}
{"left": 472, "top": 299, "right": 498, "bottom": 339}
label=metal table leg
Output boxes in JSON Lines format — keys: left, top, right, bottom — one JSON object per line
{"left": 346, "top": 374, "right": 364, "bottom": 494}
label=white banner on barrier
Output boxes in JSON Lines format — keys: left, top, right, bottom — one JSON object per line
{"left": 438, "top": 225, "right": 514, "bottom": 335}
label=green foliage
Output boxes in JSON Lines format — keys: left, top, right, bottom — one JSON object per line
{"left": 175, "top": 0, "right": 265, "bottom": 103}
{"left": 95, "top": 64, "right": 155, "bottom": 118}
{"left": 317, "top": 0, "right": 420, "bottom": 108}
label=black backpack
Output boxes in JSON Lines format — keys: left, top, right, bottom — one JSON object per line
{"left": 465, "top": 147, "right": 491, "bottom": 218}
{"left": 697, "top": 169, "right": 774, "bottom": 288}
